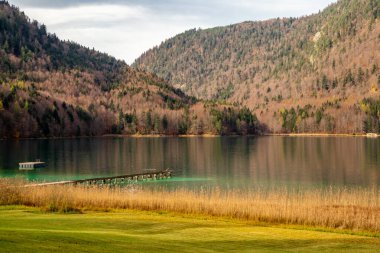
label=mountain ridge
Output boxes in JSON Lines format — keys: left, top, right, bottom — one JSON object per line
{"left": 134, "top": 0, "right": 380, "bottom": 133}
{"left": 0, "top": 1, "right": 262, "bottom": 138}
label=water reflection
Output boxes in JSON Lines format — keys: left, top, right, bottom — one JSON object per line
{"left": 0, "top": 136, "right": 379, "bottom": 188}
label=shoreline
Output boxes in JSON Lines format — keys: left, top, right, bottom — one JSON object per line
{"left": 0, "top": 132, "right": 378, "bottom": 141}
{"left": 264, "top": 133, "right": 378, "bottom": 137}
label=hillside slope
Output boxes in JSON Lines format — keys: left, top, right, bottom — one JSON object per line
{"left": 134, "top": 0, "right": 380, "bottom": 133}
{"left": 0, "top": 1, "right": 261, "bottom": 138}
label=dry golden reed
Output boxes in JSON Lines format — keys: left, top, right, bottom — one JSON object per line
{"left": 1, "top": 179, "right": 380, "bottom": 232}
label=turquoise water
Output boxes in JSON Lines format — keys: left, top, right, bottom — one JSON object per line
{"left": 0, "top": 136, "right": 379, "bottom": 189}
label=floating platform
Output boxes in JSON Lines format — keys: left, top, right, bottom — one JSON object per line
{"left": 19, "top": 160, "right": 47, "bottom": 170}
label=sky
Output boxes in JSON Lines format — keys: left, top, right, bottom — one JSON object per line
{"left": 10, "top": 0, "right": 336, "bottom": 64}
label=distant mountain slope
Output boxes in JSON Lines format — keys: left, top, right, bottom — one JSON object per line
{"left": 134, "top": 0, "right": 380, "bottom": 133}
{"left": 0, "top": 1, "right": 261, "bottom": 138}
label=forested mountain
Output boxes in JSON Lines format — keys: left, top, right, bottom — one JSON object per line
{"left": 0, "top": 1, "right": 261, "bottom": 138}
{"left": 134, "top": 0, "right": 380, "bottom": 133}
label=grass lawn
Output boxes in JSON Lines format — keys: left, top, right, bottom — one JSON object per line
{"left": 0, "top": 206, "right": 379, "bottom": 253}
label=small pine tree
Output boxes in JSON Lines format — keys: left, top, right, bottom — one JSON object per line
{"left": 2, "top": 40, "right": 9, "bottom": 52}
{"left": 153, "top": 116, "right": 161, "bottom": 133}
{"left": 162, "top": 115, "right": 168, "bottom": 131}
{"left": 76, "top": 126, "right": 81, "bottom": 136}
{"left": 322, "top": 75, "right": 329, "bottom": 90}
{"left": 357, "top": 68, "right": 364, "bottom": 83}
{"left": 372, "top": 64, "right": 378, "bottom": 74}
{"left": 145, "top": 111, "right": 152, "bottom": 133}
{"left": 24, "top": 100, "right": 29, "bottom": 111}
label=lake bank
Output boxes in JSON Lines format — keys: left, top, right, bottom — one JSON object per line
{"left": 105, "top": 132, "right": 380, "bottom": 138}
{"left": 1, "top": 131, "right": 378, "bottom": 141}
{"left": 266, "top": 133, "right": 378, "bottom": 137}
{"left": 0, "top": 206, "right": 379, "bottom": 253}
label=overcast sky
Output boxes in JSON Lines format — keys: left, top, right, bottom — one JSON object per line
{"left": 10, "top": 0, "right": 336, "bottom": 64}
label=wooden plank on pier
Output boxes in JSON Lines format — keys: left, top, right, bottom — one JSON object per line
{"left": 29, "top": 180, "right": 75, "bottom": 187}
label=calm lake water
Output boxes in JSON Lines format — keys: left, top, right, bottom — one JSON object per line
{"left": 0, "top": 136, "right": 379, "bottom": 189}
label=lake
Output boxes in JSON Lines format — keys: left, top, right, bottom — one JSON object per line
{"left": 0, "top": 136, "right": 379, "bottom": 189}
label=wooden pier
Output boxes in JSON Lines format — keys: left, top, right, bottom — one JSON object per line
{"left": 27, "top": 170, "right": 173, "bottom": 187}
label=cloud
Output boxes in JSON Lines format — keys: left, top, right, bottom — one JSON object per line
{"left": 19, "top": 4, "right": 209, "bottom": 63}
{"left": 9, "top": 0, "right": 336, "bottom": 64}
{"left": 23, "top": 5, "right": 147, "bottom": 29}
{"left": 227, "top": 0, "right": 333, "bottom": 17}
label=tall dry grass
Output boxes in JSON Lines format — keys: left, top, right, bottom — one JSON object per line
{"left": 1, "top": 179, "right": 380, "bottom": 232}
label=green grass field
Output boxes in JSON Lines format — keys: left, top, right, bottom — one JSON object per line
{"left": 0, "top": 206, "right": 379, "bottom": 253}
